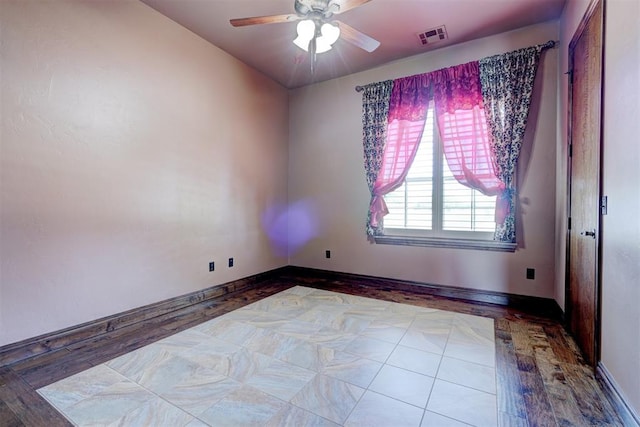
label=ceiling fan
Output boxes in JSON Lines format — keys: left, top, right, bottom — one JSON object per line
{"left": 230, "top": 0, "right": 380, "bottom": 73}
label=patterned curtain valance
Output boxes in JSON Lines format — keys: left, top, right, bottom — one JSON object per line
{"left": 354, "top": 41, "right": 556, "bottom": 95}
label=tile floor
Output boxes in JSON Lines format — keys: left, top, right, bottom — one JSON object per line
{"left": 38, "top": 286, "right": 498, "bottom": 426}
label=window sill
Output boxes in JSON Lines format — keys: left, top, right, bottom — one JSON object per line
{"left": 374, "top": 235, "right": 517, "bottom": 252}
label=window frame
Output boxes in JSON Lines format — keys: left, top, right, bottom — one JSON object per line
{"left": 377, "top": 101, "right": 516, "bottom": 252}
{"left": 373, "top": 234, "right": 516, "bottom": 252}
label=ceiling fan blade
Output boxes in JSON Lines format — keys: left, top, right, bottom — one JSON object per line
{"left": 331, "top": 0, "right": 372, "bottom": 14}
{"left": 230, "top": 14, "right": 299, "bottom": 27}
{"left": 335, "top": 20, "right": 380, "bottom": 52}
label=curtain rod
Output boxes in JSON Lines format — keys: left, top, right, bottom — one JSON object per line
{"left": 354, "top": 39, "right": 558, "bottom": 92}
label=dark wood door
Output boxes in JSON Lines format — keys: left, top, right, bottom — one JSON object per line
{"left": 567, "top": 0, "right": 603, "bottom": 367}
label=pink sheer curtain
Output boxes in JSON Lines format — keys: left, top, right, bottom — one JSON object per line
{"left": 431, "top": 62, "right": 508, "bottom": 224}
{"left": 369, "top": 75, "right": 431, "bottom": 227}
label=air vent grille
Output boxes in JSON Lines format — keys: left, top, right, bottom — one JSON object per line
{"left": 417, "top": 25, "right": 447, "bottom": 46}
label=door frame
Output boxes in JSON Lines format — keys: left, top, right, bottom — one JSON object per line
{"left": 565, "top": 0, "right": 605, "bottom": 367}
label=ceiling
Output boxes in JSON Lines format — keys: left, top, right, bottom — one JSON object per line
{"left": 141, "top": 0, "right": 566, "bottom": 89}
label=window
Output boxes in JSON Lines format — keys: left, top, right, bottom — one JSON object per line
{"left": 383, "top": 101, "right": 496, "bottom": 240}
{"left": 363, "top": 46, "right": 546, "bottom": 249}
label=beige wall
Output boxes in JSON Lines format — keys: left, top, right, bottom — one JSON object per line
{"left": 0, "top": 0, "right": 289, "bottom": 346}
{"left": 289, "top": 21, "right": 559, "bottom": 299}
{"left": 559, "top": 0, "right": 640, "bottom": 417}
{"left": 600, "top": 0, "right": 640, "bottom": 415}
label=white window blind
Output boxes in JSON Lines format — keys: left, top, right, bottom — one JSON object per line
{"left": 384, "top": 102, "right": 496, "bottom": 238}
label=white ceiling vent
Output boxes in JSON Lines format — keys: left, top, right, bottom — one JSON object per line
{"left": 417, "top": 25, "right": 447, "bottom": 46}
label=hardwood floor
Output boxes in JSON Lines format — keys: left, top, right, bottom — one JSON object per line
{"left": 0, "top": 268, "right": 626, "bottom": 426}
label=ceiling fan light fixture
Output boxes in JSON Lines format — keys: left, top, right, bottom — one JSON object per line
{"left": 295, "top": 19, "right": 315, "bottom": 42}
{"left": 231, "top": 0, "right": 380, "bottom": 74}
{"left": 320, "top": 22, "right": 340, "bottom": 46}
{"left": 293, "top": 20, "right": 340, "bottom": 54}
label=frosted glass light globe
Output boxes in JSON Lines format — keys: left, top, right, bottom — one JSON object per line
{"left": 293, "top": 20, "right": 340, "bottom": 53}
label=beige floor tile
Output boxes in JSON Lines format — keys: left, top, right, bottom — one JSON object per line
{"left": 344, "top": 390, "right": 424, "bottom": 427}
{"left": 412, "top": 309, "right": 455, "bottom": 326}
{"left": 436, "top": 356, "right": 496, "bottom": 394}
{"left": 106, "top": 396, "right": 194, "bottom": 426}
{"left": 245, "top": 311, "right": 291, "bottom": 329}
{"left": 343, "top": 304, "right": 389, "bottom": 322}
{"left": 372, "top": 311, "right": 416, "bottom": 329}
{"left": 62, "top": 380, "right": 156, "bottom": 426}
{"left": 453, "top": 313, "right": 494, "bottom": 333}
{"left": 130, "top": 352, "right": 224, "bottom": 393}
{"left": 450, "top": 323, "right": 495, "bottom": 343}
{"left": 265, "top": 404, "right": 341, "bottom": 427}
{"left": 249, "top": 293, "right": 309, "bottom": 313}
{"left": 37, "top": 287, "right": 498, "bottom": 427}
{"left": 243, "top": 327, "right": 301, "bottom": 359}
{"left": 38, "top": 364, "right": 127, "bottom": 411}
{"left": 307, "top": 326, "right": 357, "bottom": 350}
{"left": 291, "top": 374, "right": 365, "bottom": 424}
{"left": 223, "top": 347, "right": 271, "bottom": 382}
{"left": 280, "top": 339, "right": 335, "bottom": 370}
{"left": 399, "top": 327, "right": 450, "bottom": 355}
{"left": 444, "top": 326, "right": 496, "bottom": 368}
{"left": 194, "top": 318, "right": 259, "bottom": 346}
{"left": 421, "top": 410, "right": 472, "bottom": 426}
{"left": 386, "top": 345, "right": 442, "bottom": 377}
{"left": 107, "top": 344, "right": 177, "bottom": 383}
{"left": 361, "top": 323, "right": 407, "bottom": 344}
{"left": 245, "top": 357, "right": 316, "bottom": 401}
{"left": 305, "top": 291, "right": 354, "bottom": 306}
{"left": 328, "top": 313, "right": 372, "bottom": 334}
{"left": 158, "top": 375, "right": 242, "bottom": 417}
{"left": 321, "top": 350, "right": 383, "bottom": 388}
{"left": 343, "top": 335, "right": 396, "bottom": 362}
{"left": 179, "top": 337, "right": 242, "bottom": 373}
{"left": 198, "top": 385, "right": 286, "bottom": 426}
{"left": 281, "top": 285, "right": 316, "bottom": 297}
{"left": 155, "top": 328, "right": 217, "bottom": 351}
{"left": 386, "top": 301, "right": 425, "bottom": 315}
{"left": 369, "top": 365, "right": 435, "bottom": 408}
{"left": 277, "top": 318, "right": 324, "bottom": 338}
{"left": 297, "top": 305, "right": 348, "bottom": 327}
{"left": 427, "top": 380, "right": 498, "bottom": 427}
{"left": 185, "top": 418, "right": 211, "bottom": 427}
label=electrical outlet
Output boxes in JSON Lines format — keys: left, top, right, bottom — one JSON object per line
{"left": 228, "top": 257, "right": 234, "bottom": 267}
{"left": 526, "top": 268, "right": 535, "bottom": 280}
{"left": 325, "top": 250, "right": 331, "bottom": 259}
{"left": 209, "top": 262, "right": 215, "bottom": 272}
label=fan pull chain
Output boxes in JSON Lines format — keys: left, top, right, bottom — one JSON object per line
{"left": 309, "top": 37, "right": 317, "bottom": 74}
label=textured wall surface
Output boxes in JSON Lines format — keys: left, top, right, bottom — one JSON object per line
{"left": 0, "top": 0, "right": 289, "bottom": 346}
{"left": 598, "top": 0, "right": 640, "bottom": 417}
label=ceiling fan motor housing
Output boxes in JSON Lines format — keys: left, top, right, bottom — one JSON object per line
{"left": 295, "top": 0, "right": 338, "bottom": 19}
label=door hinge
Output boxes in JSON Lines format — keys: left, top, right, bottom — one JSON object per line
{"left": 568, "top": 217, "right": 571, "bottom": 230}
{"left": 601, "top": 195, "right": 608, "bottom": 215}
{"left": 565, "top": 69, "right": 573, "bottom": 83}
{"left": 569, "top": 144, "right": 573, "bottom": 158}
